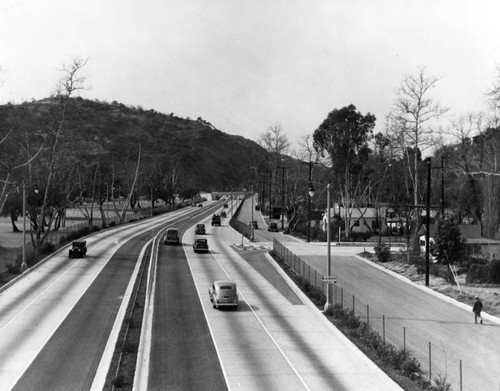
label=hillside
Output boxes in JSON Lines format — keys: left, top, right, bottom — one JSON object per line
{"left": 0, "top": 97, "right": 270, "bottom": 193}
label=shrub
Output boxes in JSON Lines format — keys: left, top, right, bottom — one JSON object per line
{"left": 374, "top": 242, "right": 391, "bottom": 263}
{"left": 6, "top": 263, "right": 21, "bottom": 275}
{"left": 401, "top": 355, "right": 422, "bottom": 379}
{"left": 350, "top": 231, "right": 372, "bottom": 242}
{"left": 41, "top": 242, "right": 55, "bottom": 254}
{"left": 433, "top": 375, "right": 452, "bottom": 391}
{"left": 488, "top": 259, "right": 500, "bottom": 283}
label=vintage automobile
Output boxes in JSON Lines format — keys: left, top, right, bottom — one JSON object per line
{"left": 220, "top": 211, "right": 227, "bottom": 218}
{"left": 268, "top": 222, "right": 279, "bottom": 232}
{"left": 223, "top": 203, "right": 228, "bottom": 208}
{"left": 195, "top": 224, "right": 206, "bottom": 235}
{"left": 209, "top": 280, "right": 238, "bottom": 309}
{"left": 164, "top": 228, "right": 180, "bottom": 245}
{"left": 211, "top": 214, "right": 221, "bottom": 226}
{"left": 69, "top": 241, "right": 87, "bottom": 258}
{"left": 249, "top": 220, "right": 258, "bottom": 230}
{"left": 193, "top": 238, "right": 209, "bottom": 253}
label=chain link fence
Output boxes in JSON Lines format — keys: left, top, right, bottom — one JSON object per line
{"left": 273, "top": 238, "right": 480, "bottom": 391}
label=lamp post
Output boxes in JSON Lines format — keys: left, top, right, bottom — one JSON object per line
{"left": 22, "top": 183, "right": 39, "bottom": 272}
{"left": 307, "top": 182, "right": 315, "bottom": 242}
{"left": 251, "top": 185, "right": 255, "bottom": 241}
{"left": 324, "top": 183, "right": 333, "bottom": 313}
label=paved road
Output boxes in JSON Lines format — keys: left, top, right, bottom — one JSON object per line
{"left": 236, "top": 196, "right": 500, "bottom": 390}
{"left": 0, "top": 207, "right": 202, "bottom": 391}
{"left": 145, "top": 198, "right": 402, "bottom": 390}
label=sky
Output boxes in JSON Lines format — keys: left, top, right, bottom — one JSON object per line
{"left": 1, "top": 0, "right": 500, "bottom": 148}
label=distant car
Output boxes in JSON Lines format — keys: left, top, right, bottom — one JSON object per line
{"left": 69, "top": 240, "right": 87, "bottom": 258}
{"left": 195, "top": 224, "right": 206, "bottom": 235}
{"left": 223, "top": 203, "right": 228, "bottom": 208}
{"left": 220, "top": 211, "right": 227, "bottom": 218}
{"left": 198, "top": 204, "right": 203, "bottom": 207}
{"left": 193, "top": 238, "right": 209, "bottom": 253}
{"left": 249, "top": 220, "right": 258, "bottom": 230}
{"left": 268, "top": 222, "right": 279, "bottom": 232}
{"left": 164, "top": 228, "right": 180, "bottom": 245}
{"left": 209, "top": 280, "right": 238, "bottom": 309}
{"left": 212, "top": 214, "right": 221, "bottom": 226}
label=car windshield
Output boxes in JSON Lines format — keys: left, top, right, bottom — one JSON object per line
{"left": 220, "top": 286, "right": 233, "bottom": 290}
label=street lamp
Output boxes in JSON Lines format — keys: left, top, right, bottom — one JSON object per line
{"left": 324, "top": 183, "right": 333, "bottom": 313}
{"left": 250, "top": 185, "right": 254, "bottom": 242}
{"left": 22, "top": 183, "right": 40, "bottom": 272}
{"left": 307, "top": 182, "right": 315, "bottom": 242}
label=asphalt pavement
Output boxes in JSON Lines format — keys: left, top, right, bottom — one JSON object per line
{"left": 234, "top": 195, "right": 500, "bottom": 391}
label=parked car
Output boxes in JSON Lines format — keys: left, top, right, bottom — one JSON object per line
{"left": 209, "top": 280, "right": 238, "bottom": 309}
{"left": 212, "top": 214, "right": 221, "bottom": 226}
{"left": 249, "top": 220, "right": 258, "bottom": 230}
{"left": 220, "top": 211, "right": 227, "bottom": 218}
{"left": 223, "top": 203, "right": 228, "bottom": 208}
{"left": 268, "top": 222, "right": 279, "bottom": 232}
{"left": 69, "top": 240, "right": 87, "bottom": 258}
{"left": 198, "top": 203, "right": 203, "bottom": 207}
{"left": 195, "top": 224, "right": 206, "bottom": 235}
{"left": 193, "top": 238, "right": 209, "bottom": 253}
{"left": 164, "top": 228, "right": 180, "bottom": 245}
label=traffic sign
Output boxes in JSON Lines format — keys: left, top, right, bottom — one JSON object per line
{"left": 321, "top": 276, "right": 337, "bottom": 284}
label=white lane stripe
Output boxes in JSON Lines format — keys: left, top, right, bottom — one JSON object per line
{"left": 183, "top": 238, "right": 234, "bottom": 391}
{"left": 209, "top": 250, "right": 311, "bottom": 391}
{"left": 184, "top": 221, "right": 310, "bottom": 391}
{"left": 90, "top": 240, "right": 151, "bottom": 391}
{"left": 133, "top": 231, "right": 163, "bottom": 391}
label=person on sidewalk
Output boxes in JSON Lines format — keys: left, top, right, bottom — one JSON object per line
{"left": 473, "top": 296, "right": 483, "bottom": 324}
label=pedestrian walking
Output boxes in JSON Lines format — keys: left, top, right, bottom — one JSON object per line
{"left": 473, "top": 296, "right": 483, "bottom": 324}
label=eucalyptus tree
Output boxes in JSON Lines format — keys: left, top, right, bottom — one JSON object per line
{"left": 313, "top": 104, "right": 376, "bottom": 239}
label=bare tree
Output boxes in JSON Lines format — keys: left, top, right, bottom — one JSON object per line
{"left": 32, "top": 58, "right": 88, "bottom": 248}
{"left": 387, "top": 67, "right": 448, "bottom": 239}
{"left": 258, "top": 122, "right": 291, "bottom": 160}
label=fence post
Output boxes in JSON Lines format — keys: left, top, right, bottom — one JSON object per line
{"left": 403, "top": 327, "right": 406, "bottom": 355}
{"left": 459, "top": 359, "right": 462, "bottom": 391}
{"left": 429, "top": 342, "right": 432, "bottom": 381}
{"left": 382, "top": 315, "right": 386, "bottom": 343}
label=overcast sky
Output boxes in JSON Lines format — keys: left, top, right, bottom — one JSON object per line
{"left": 1, "top": 0, "right": 500, "bottom": 147}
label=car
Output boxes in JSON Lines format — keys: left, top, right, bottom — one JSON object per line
{"left": 193, "top": 238, "right": 209, "bottom": 253}
{"left": 198, "top": 204, "right": 203, "bottom": 207}
{"left": 249, "top": 220, "right": 258, "bottom": 230}
{"left": 209, "top": 280, "right": 238, "bottom": 309}
{"left": 69, "top": 240, "right": 87, "bottom": 258}
{"left": 164, "top": 228, "right": 180, "bottom": 245}
{"left": 223, "top": 203, "right": 228, "bottom": 208}
{"left": 268, "top": 222, "right": 279, "bottom": 232}
{"left": 220, "top": 211, "right": 227, "bottom": 218}
{"left": 212, "top": 214, "right": 221, "bottom": 226}
{"left": 195, "top": 223, "right": 206, "bottom": 235}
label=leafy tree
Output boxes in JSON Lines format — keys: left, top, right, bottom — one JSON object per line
{"left": 432, "top": 219, "right": 465, "bottom": 265}
{"left": 313, "top": 104, "right": 376, "bottom": 239}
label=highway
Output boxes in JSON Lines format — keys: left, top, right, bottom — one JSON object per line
{"left": 0, "top": 206, "right": 205, "bottom": 390}
{"left": 0, "top": 197, "right": 404, "bottom": 391}
{"left": 141, "top": 199, "right": 402, "bottom": 390}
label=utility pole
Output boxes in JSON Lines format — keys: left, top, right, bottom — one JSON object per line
{"left": 425, "top": 158, "right": 431, "bottom": 287}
